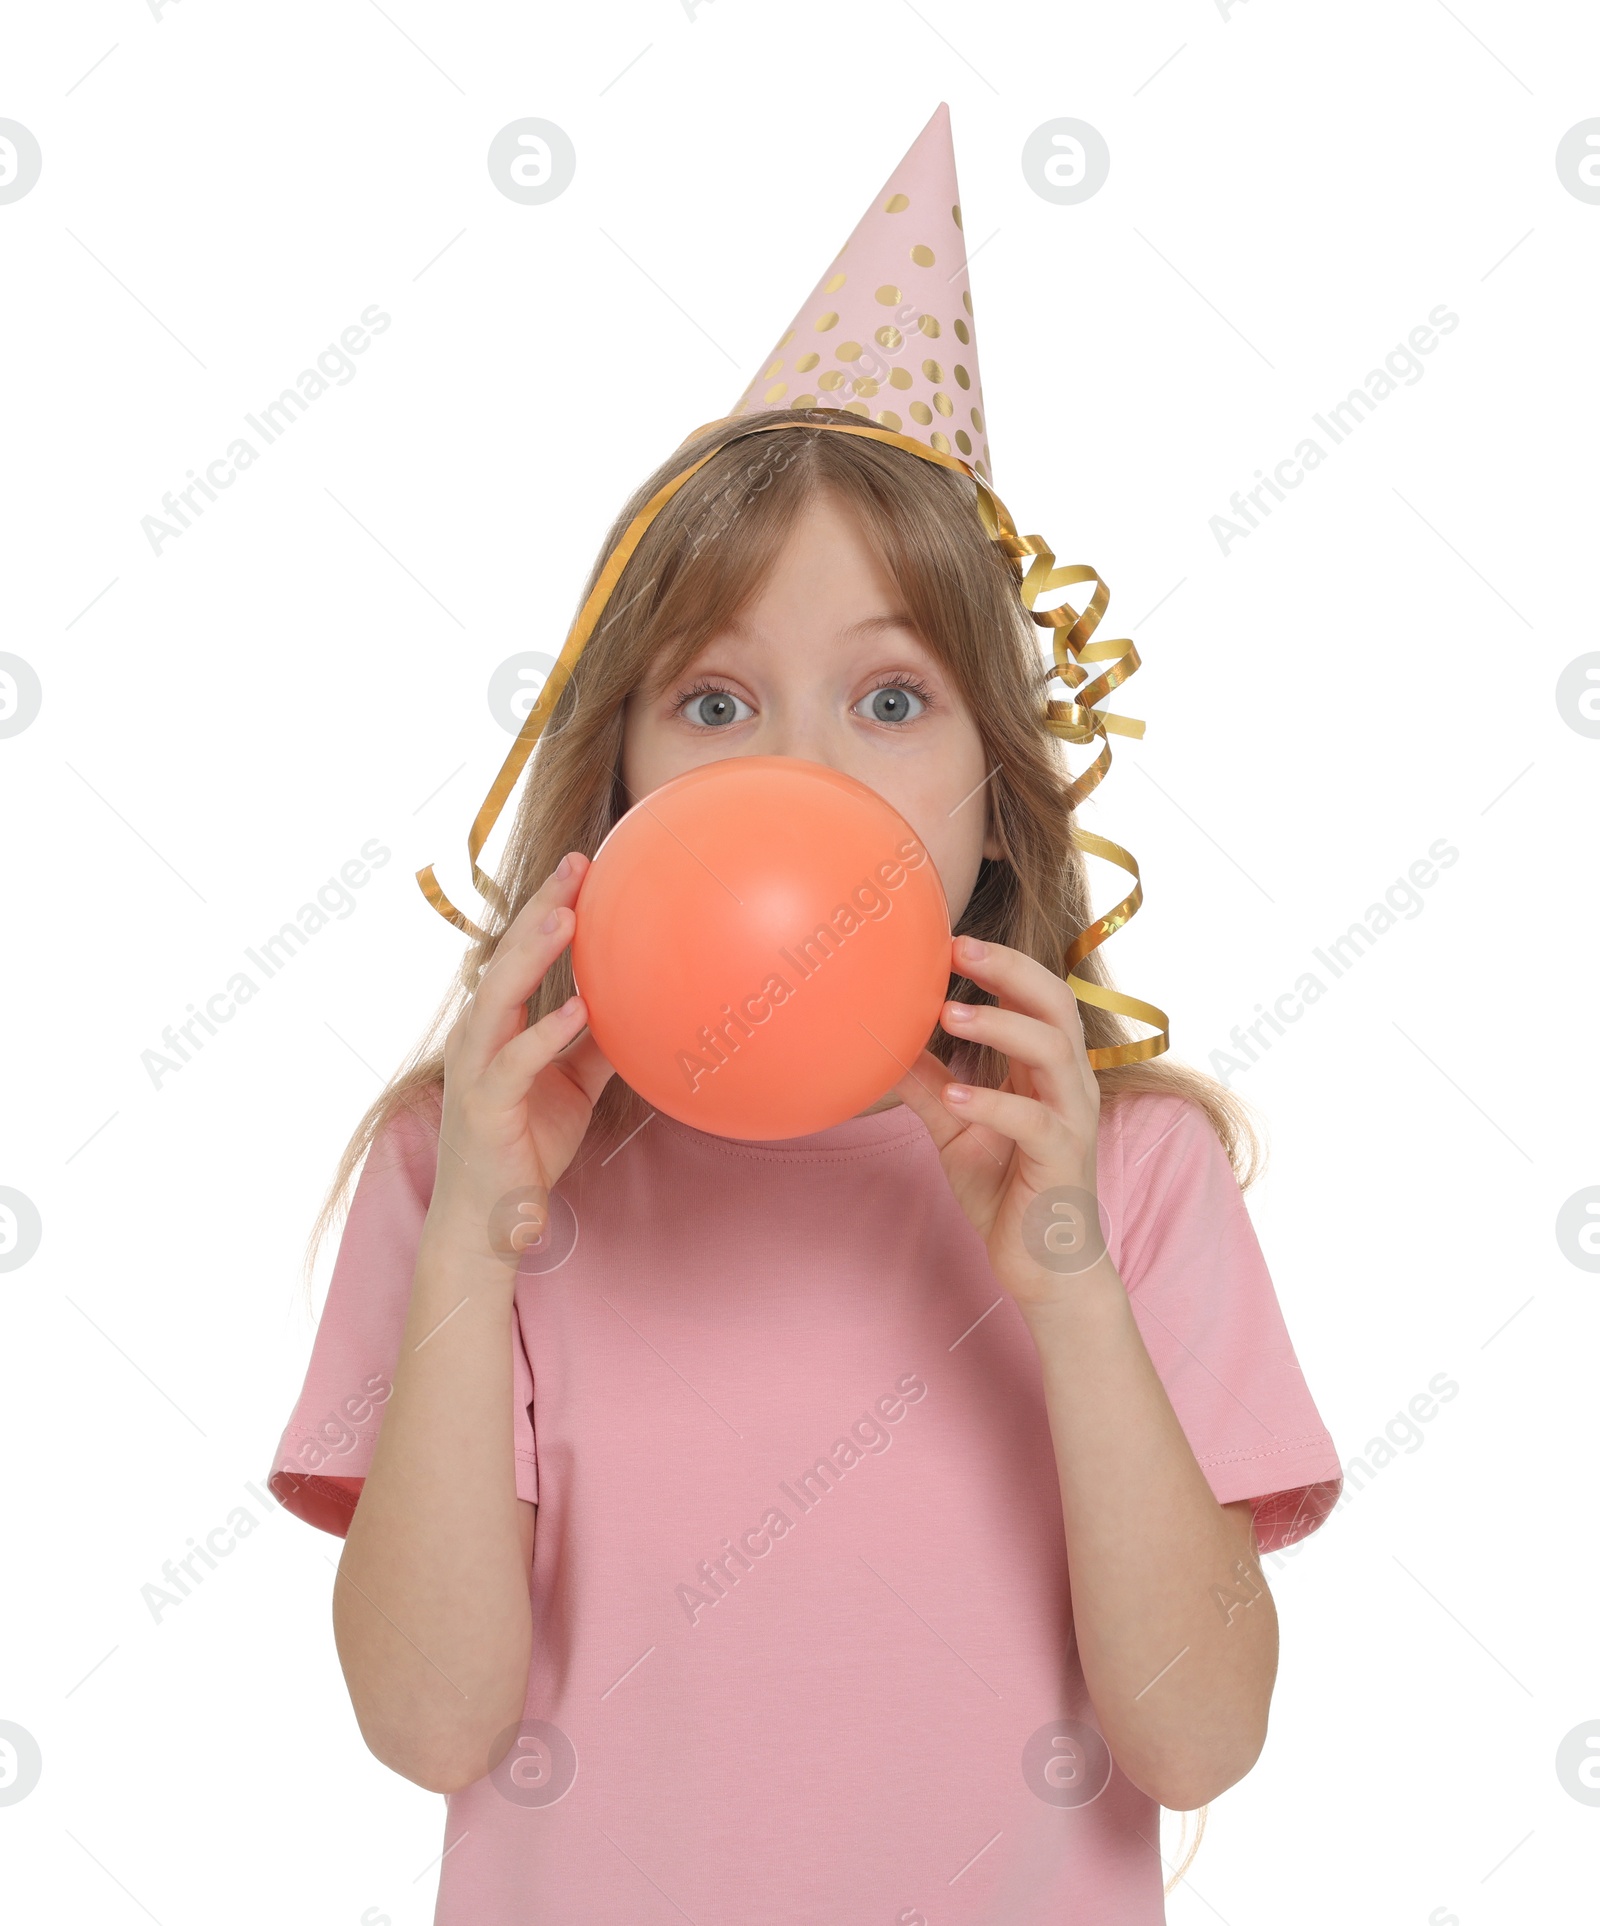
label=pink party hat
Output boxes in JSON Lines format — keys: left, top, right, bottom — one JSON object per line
{"left": 729, "top": 103, "right": 991, "bottom": 482}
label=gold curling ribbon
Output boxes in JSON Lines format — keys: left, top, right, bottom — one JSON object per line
{"left": 414, "top": 444, "right": 740, "bottom": 941}
{"left": 417, "top": 410, "right": 1168, "bottom": 1068}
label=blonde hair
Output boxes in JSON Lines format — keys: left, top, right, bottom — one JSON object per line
{"left": 1165, "top": 1805, "right": 1209, "bottom": 1894}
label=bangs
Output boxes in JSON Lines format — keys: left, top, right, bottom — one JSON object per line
{"left": 616, "top": 416, "right": 1022, "bottom": 707}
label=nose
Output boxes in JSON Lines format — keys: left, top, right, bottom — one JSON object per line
{"left": 756, "top": 697, "right": 848, "bottom": 775}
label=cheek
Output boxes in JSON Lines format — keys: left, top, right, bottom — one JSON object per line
{"left": 618, "top": 695, "right": 717, "bottom": 799}
{"left": 945, "top": 752, "right": 999, "bottom": 902}
{"left": 908, "top": 792, "right": 990, "bottom": 925}
{"left": 929, "top": 841, "right": 985, "bottom": 929}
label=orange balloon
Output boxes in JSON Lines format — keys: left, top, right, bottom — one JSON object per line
{"left": 571, "top": 756, "right": 952, "bottom": 1140}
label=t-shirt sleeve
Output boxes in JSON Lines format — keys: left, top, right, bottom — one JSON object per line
{"left": 266, "top": 1101, "right": 540, "bottom": 1537}
{"left": 1108, "top": 1091, "right": 1343, "bottom": 1554}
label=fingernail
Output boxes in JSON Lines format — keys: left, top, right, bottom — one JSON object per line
{"left": 540, "top": 909, "right": 560, "bottom": 932}
{"left": 946, "top": 1002, "right": 974, "bottom": 1023}
{"left": 961, "top": 937, "right": 986, "bottom": 961}
{"left": 945, "top": 1084, "right": 972, "bottom": 1104}
{"left": 555, "top": 853, "right": 573, "bottom": 879}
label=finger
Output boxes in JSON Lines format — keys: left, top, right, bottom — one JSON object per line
{"left": 892, "top": 1048, "right": 964, "bottom": 1136}
{"left": 459, "top": 853, "right": 591, "bottom": 1073}
{"left": 550, "top": 1027, "right": 618, "bottom": 1110}
{"left": 937, "top": 1076, "right": 1075, "bottom": 1172}
{"left": 953, "top": 935, "right": 1078, "bottom": 1027}
{"left": 939, "top": 999, "right": 1086, "bottom": 1121}
{"left": 500, "top": 1009, "right": 619, "bottom": 1117}
{"left": 456, "top": 908, "right": 578, "bottom": 1081}
{"left": 952, "top": 935, "right": 1094, "bottom": 1103}
{"left": 892, "top": 1050, "right": 1012, "bottom": 1168}
{"left": 472, "top": 984, "right": 585, "bottom": 1100}
{"left": 479, "top": 851, "right": 591, "bottom": 988}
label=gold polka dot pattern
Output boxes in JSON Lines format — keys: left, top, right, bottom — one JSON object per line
{"left": 729, "top": 109, "right": 992, "bottom": 477}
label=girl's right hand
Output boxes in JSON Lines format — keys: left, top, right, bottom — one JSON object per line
{"left": 424, "top": 851, "right": 614, "bottom": 1267}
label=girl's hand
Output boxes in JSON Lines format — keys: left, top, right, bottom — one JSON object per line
{"left": 891, "top": 934, "right": 1107, "bottom": 1313}
{"left": 425, "top": 852, "right": 615, "bottom": 1267}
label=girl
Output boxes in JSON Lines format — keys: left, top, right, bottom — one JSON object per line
{"left": 269, "top": 109, "right": 1342, "bottom": 1926}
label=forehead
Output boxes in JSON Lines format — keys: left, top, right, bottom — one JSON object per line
{"left": 706, "top": 493, "right": 910, "bottom": 621}
{"left": 673, "top": 610, "right": 943, "bottom": 690}
{"left": 646, "top": 472, "right": 971, "bottom": 691}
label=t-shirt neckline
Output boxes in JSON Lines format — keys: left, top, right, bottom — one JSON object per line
{"left": 652, "top": 1099, "right": 927, "bottom": 1159}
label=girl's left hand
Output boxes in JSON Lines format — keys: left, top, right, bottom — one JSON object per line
{"left": 891, "top": 933, "right": 1109, "bottom": 1313}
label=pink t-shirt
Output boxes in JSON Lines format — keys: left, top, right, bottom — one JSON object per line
{"left": 269, "top": 1088, "right": 1342, "bottom": 1924}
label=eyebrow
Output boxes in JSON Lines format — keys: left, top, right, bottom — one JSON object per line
{"left": 843, "top": 614, "right": 920, "bottom": 639}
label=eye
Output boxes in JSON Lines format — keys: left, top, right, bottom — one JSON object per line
{"left": 853, "top": 677, "right": 935, "bottom": 726}
{"left": 673, "top": 680, "right": 754, "bottom": 730}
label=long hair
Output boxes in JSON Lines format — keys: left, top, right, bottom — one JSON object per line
{"left": 301, "top": 408, "right": 1264, "bottom": 1280}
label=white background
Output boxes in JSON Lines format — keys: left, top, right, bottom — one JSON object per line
{"left": 2, "top": 1, "right": 1596, "bottom": 1921}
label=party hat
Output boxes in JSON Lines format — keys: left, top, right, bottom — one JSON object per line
{"left": 728, "top": 103, "right": 992, "bottom": 482}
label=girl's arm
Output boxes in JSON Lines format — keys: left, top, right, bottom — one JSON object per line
{"left": 332, "top": 1231, "right": 538, "bottom": 1794}
{"left": 1020, "top": 1279, "right": 1276, "bottom": 1811}
{"left": 896, "top": 935, "right": 1281, "bottom": 1811}
{"left": 331, "top": 850, "right": 612, "bottom": 1794}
